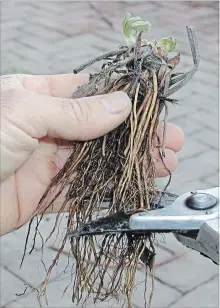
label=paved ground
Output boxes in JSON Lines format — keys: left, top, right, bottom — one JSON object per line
{"left": 0, "top": 1, "right": 219, "bottom": 308}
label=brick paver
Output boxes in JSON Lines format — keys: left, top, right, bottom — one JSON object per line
{"left": 0, "top": 1, "right": 219, "bottom": 308}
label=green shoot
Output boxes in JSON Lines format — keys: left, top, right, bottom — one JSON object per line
{"left": 122, "top": 13, "right": 151, "bottom": 48}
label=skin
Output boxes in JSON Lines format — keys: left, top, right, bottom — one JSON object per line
{"left": 0, "top": 74, "right": 184, "bottom": 236}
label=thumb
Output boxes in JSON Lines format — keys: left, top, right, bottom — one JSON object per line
{"left": 27, "top": 91, "right": 131, "bottom": 140}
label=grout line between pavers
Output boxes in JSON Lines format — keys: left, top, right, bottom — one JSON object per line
{"left": 1, "top": 263, "right": 38, "bottom": 308}
{"left": 179, "top": 152, "right": 215, "bottom": 163}
{"left": 165, "top": 273, "right": 219, "bottom": 308}
{"left": 155, "top": 252, "right": 187, "bottom": 268}
{"left": 200, "top": 172, "right": 219, "bottom": 183}
{"left": 153, "top": 276, "right": 184, "bottom": 295}
{"left": 89, "top": 1, "right": 114, "bottom": 29}
{"left": 1, "top": 261, "right": 73, "bottom": 308}
{"left": 156, "top": 243, "right": 176, "bottom": 255}
{"left": 195, "top": 138, "right": 219, "bottom": 152}
{"left": 1, "top": 263, "right": 35, "bottom": 289}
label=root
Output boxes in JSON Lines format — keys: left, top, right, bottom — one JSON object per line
{"left": 21, "top": 26, "right": 200, "bottom": 308}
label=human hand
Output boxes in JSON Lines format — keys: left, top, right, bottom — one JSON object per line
{"left": 0, "top": 74, "right": 184, "bottom": 236}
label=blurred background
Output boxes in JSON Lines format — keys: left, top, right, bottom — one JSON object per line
{"left": 0, "top": 1, "right": 219, "bottom": 308}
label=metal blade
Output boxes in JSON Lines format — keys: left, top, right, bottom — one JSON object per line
{"left": 67, "top": 212, "right": 130, "bottom": 238}
{"left": 67, "top": 191, "right": 178, "bottom": 238}
{"left": 130, "top": 188, "right": 219, "bottom": 231}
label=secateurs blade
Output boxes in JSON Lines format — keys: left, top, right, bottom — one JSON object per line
{"left": 68, "top": 187, "right": 219, "bottom": 264}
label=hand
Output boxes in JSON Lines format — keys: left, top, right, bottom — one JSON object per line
{"left": 0, "top": 74, "right": 184, "bottom": 236}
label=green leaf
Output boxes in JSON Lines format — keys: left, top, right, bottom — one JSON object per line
{"left": 157, "top": 36, "right": 176, "bottom": 55}
{"left": 122, "top": 13, "right": 151, "bottom": 47}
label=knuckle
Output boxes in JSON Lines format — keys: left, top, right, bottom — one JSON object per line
{"left": 1, "top": 88, "right": 25, "bottom": 113}
{"left": 67, "top": 98, "right": 90, "bottom": 124}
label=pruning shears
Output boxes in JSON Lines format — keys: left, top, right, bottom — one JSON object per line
{"left": 68, "top": 187, "right": 219, "bottom": 265}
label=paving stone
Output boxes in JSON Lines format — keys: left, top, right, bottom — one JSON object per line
{"left": 168, "top": 276, "right": 219, "bottom": 308}
{"left": 0, "top": 19, "right": 24, "bottom": 31}
{"left": 0, "top": 231, "right": 71, "bottom": 287}
{"left": 194, "top": 70, "right": 219, "bottom": 87}
{"left": 194, "top": 149, "right": 218, "bottom": 170}
{"left": 9, "top": 42, "right": 47, "bottom": 63}
{"left": 0, "top": 266, "right": 28, "bottom": 306}
{"left": 189, "top": 6, "right": 217, "bottom": 18}
{"left": 170, "top": 151, "right": 217, "bottom": 185}
{"left": 25, "top": 1, "right": 70, "bottom": 15}
{"left": 2, "top": 243, "right": 178, "bottom": 308}
{"left": 167, "top": 178, "right": 213, "bottom": 195}
{"left": 154, "top": 233, "right": 189, "bottom": 255}
{"left": 21, "top": 25, "right": 64, "bottom": 43}
{"left": 193, "top": 129, "right": 219, "bottom": 151}
{"left": 1, "top": 29, "right": 23, "bottom": 43}
{"left": 131, "top": 281, "right": 180, "bottom": 308}
{"left": 16, "top": 35, "right": 59, "bottom": 55}
{"left": 3, "top": 301, "right": 24, "bottom": 308}
{"left": 178, "top": 139, "right": 209, "bottom": 162}
{"left": 186, "top": 82, "right": 218, "bottom": 102}
{"left": 203, "top": 172, "right": 219, "bottom": 187}
{"left": 155, "top": 249, "right": 218, "bottom": 293}
{"left": 154, "top": 245, "right": 173, "bottom": 266}
{"left": 188, "top": 110, "right": 218, "bottom": 133}
{"left": 5, "top": 57, "right": 51, "bottom": 75}
{"left": 166, "top": 100, "right": 194, "bottom": 122}
{"left": 11, "top": 280, "right": 120, "bottom": 308}
{"left": 59, "top": 34, "right": 119, "bottom": 55}
{"left": 188, "top": 94, "right": 218, "bottom": 114}
{"left": 170, "top": 117, "right": 204, "bottom": 137}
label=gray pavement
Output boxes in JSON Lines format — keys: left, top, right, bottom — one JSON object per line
{"left": 0, "top": 1, "right": 219, "bottom": 308}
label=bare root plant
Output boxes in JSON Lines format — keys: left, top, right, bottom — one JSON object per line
{"left": 21, "top": 14, "right": 200, "bottom": 308}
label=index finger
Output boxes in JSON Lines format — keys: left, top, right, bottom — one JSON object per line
{"left": 22, "top": 73, "right": 89, "bottom": 97}
{"left": 2, "top": 73, "right": 89, "bottom": 98}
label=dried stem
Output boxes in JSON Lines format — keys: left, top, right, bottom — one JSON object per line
{"left": 73, "top": 47, "right": 128, "bottom": 73}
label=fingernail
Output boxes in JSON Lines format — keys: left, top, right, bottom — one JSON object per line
{"left": 103, "top": 91, "right": 131, "bottom": 114}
